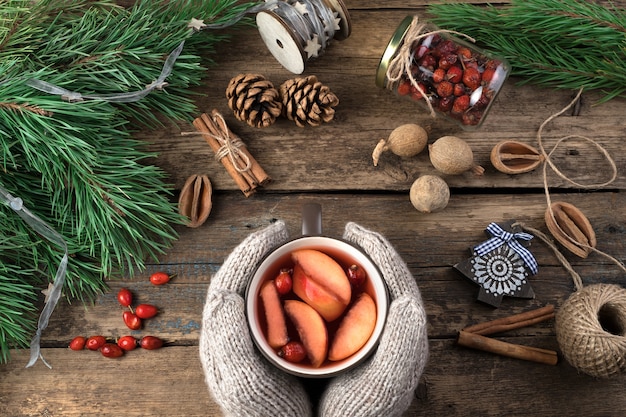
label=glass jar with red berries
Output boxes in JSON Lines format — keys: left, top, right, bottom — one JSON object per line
{"left": 376, "top": 16, "right": 510, "bottom": 129}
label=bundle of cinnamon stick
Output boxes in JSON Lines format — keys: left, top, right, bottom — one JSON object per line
{"left": 192, "top": 110, "right": 271, "bottom": 197}
{"left": 457, "top": 305, "right": 558, "bottom": 365}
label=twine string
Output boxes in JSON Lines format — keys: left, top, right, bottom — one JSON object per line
{"left": 211, "top": 112, "right": 252, "bottom": 174}
{"left": 385, "top": 16, "right": 476, "bottom": 118}
{"left": 536, "top": 88, "right": 626, "bottom": 282}
{"left": 181, "top": 114, "right": 252, "bottom": 174}
{"left": 0, "top": 185, "right": 68, "bottom": 369}
{"left": 514, "top": 222, "right": 584, "bottom": 291}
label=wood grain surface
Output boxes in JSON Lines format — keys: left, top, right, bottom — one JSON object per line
{"left": 2, "top": 1, "right": 626, "bottom": 416}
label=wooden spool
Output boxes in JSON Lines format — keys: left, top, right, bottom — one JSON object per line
{"left": 256, "top": 0, "right": 351, "bottom": 74}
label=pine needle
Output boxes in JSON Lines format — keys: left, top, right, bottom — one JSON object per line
{"left": 428, "top": 0, "right": 626, "bottom": 101}
{"left": 0, "top": 0, "right": 258, "bottom": 362}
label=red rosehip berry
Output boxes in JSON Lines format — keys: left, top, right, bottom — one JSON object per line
{"left": 123, "top": 311, "right": 142, "bottom": 330}
{"left": 69, "top": 336, "right": 86, "bottom": 351}
{"left": 149, "top": 271, "right": 174, "bottom": 286}
{"left": 464, "top": 60, "right": 479, "bottom": 70}
{"left": 274, "top": 269, "right": 293, "bottom": 296}
{"left": 117, "top": 335, "right": 138, "bottom": 351}
{"left": 86, "top": 335, "right": 107, "bottom": 351}
{"left": 452, "top": 95, "right": 471, "bottom": 114}
{"left": 397, "top": 80, "right": 411, "bottom": 96}
{"left": 347, "top": 264, "right": 367, "bottom": 289}
{"left": 482, "top": 68, "right": 495, "bottom": 84}
{"left": 436, "top": 81, "right": 454, "bottom": 98}
{"left": 457, "top": 47, "right": 472, "bottom": 61}
{"left": 438, "top": 95, "right": 454, "bottom": 112}
{"left": 453, "top": 82, "right": 466, "bottom": 97}
{"left": 100, "top": 343, "right": 124, "bottom": 358}
{"left": 410, "top": 82, "right": 427, "bottom": 100}
{"left": 446, "top": 66, "right": 463, "bottom": 84}
{"left": 475, "top": 94, "right": 491, "bottom": 109}
{"left": 140, "top": 336, "right": 164, "bottom": 350}
{"left": 433, "top": 39, "right": 457, "bottom": 58}
{"left": 432, "top": 68, "right": 445, "bottom": 83}
{"left": 135, "top": 303, "right": 158, "bottom": 319}
{"left": 418, "top": 54, "right": 437, "bottom": 70}
{"left": 463, "top": 67, "right": 482, "bottom": 90}
{"left": 485, "top": 59, "right": 501, "bottom": 70}
{"left": 438, "top": 53, "right": 457, "bottom": 70}
{"left": 462, "top": 109, "right": 483, "bottom": 126}
{"left": 277, "top": 341, "right": 307, "bottom": 363}
{"left": 117, "top": 288, "right": 133, "bottom": 308}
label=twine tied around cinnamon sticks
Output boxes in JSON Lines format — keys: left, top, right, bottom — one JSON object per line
{"left": 187, "top": 110, "right": 271, "bottom": 197}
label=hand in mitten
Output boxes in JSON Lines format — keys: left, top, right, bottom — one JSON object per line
{"left": 199, "top": 220, "right": 312, "bottom": 417}
{"left": 319, "top": 222, "right": 429, "bottom": 417}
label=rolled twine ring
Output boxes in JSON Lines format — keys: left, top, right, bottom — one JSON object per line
{"left": 555, "top": 283, "right": 626, "bottom": 378}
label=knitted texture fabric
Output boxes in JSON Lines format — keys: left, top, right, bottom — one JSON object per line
{"left": 318, "top": 222, "right": 429, "bottom": 417}
{"left": 199, "top": 220, "right": 429, "bottom": 416}
{"left": 199, "top": 221, "right": 312, "bottom": 417}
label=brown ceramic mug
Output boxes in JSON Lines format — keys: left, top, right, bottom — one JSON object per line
{"left": 245, "top": 203, "right": 389, "bottom": 378}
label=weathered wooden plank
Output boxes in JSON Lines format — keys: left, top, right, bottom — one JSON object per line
{"left": 38, "top": 263, "right": 613, "bottom": 345}
{"left": 0, "top": 347, "right": 221, "bottom": 417}
{"left": 2, "top": 338, "right": 624, "bottom": 417}
{"left": 409, "top": 337, "right": 626, "bottom": 417}
{"left": 142, "top": 10, "right": 626, "bottom": 192}
{"left": 30, "top": 191, "right": 626, "bottom": 349}
{"left": 3, "top": 2, "right": 626, "bottom": 416}
{"left": 147, "top": 191, "right": 626, "bottom": 268}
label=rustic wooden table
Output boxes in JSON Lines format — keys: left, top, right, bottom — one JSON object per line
{"left": 2, "top": 1, "right": 626, "bottom": 416}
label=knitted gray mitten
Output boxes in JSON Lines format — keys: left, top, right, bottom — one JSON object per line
{"left": 319, "top": 222, "right": 429, "bottom": 417}
{"left": 199, "top": 220, "right": 312, "bottom": 417}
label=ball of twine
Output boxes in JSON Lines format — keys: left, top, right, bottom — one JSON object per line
{"left": 555, "top": 284, "right": 626, "bottom": 378}
{"left": 529, "top": 89, "right": 626, "bottom": 378}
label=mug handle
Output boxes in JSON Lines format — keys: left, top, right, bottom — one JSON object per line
{"left": 302, "top": 203, "right": 322, "bottom": 236}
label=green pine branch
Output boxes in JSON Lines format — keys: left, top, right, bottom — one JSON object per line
{"left": 0, "top": 0, "right": 261, "bottom": 362}
{"left": 428, "top": 0, "right": 626, "bottom": 101}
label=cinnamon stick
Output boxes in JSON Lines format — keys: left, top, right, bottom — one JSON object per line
{"left": 210, "top": 109, "right": 271, "bottom": 187}
{"left": 457, "top": 330, "right": 558, "bottom": 365}
{"left": 462, "top": 305, "right": 555, "bottom": 336}
{"left": 192, "top": 115, "right": 253, "bottom": 196}
{"left": 200, "top": 113, "right": 258, "bottom": 192}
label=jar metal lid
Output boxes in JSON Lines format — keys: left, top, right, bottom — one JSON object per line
{"left": 375, "top": 16, "right": 414, "bottom": 88}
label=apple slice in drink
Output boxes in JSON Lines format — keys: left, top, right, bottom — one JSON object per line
{"left": 328, "top": 292, "right": 377, "bottom": 361}
{"left": 260, "top": 280, "right": 289, "bottom": 349}
{"left": 284, "top": 299, "right": 328, "bottom": 367}
{"left": 291, "top": 249, "right": 351, "bottom": 322}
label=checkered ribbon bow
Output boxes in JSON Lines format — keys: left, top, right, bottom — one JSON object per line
{"left": 474, "top": 223, "right": 538, "bottom": 275}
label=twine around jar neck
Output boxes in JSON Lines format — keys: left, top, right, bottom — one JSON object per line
{"left": 384, "top": 16, "right": 475, "bottom": 118}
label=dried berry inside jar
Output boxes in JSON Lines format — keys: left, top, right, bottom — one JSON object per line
{"left": 378, "top": 17, "right": 509, "bottom": 128}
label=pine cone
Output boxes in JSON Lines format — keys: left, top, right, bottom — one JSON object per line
{"left": 279, "top": 75, "right": 339, "bottom": 127}
{"left": 226, "top": 73, "right": 283, "bottom": 128}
